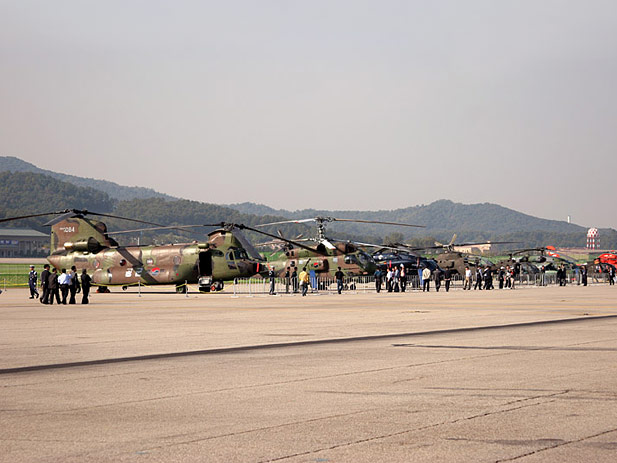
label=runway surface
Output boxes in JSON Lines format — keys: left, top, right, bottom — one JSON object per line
{"left": 1, "top": 285, "right": 616, "bottom": 462}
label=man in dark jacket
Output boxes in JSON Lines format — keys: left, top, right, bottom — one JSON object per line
{"left": 268, "top": 267, "right": 276, "bottom": 295}
{"left": 444, "top": 268, "right": 451, "bottom": 292}
{"left": 434, "top": 268, "right": 442, "bottom": 292}
{"left": 335, "top": 267, "right": 344, "bottom": 294}
{"left": 484, "top": 266, "right": 493, "bottom": 290}
{"left": 68, "top": 265, "right": 81, "bottom": 304}
{"left": 81, "top": 269, "right": 92, "bottom": 304}
{"left": 40, "top": 264, "right": 50, "bottom": 304}
{"left": 28, "top": 265, "right": 39, "bottom": 299}
{"left": 48, "top": 268, "right": 61, "bottom": 305}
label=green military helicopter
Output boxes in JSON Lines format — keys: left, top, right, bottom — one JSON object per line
{"left": 0, "top": 209, "right": 293, "bottom": 293}
{"left": 254, "top": 216, "right": 424, "bottom": 277}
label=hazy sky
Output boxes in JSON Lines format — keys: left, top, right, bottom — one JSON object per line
{"left": 2, "top": 1, "right": 616, "bottom": 228}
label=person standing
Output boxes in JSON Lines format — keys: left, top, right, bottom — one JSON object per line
{"left": 386, "top": 268, "right": 393, "bottom": 292}
{"left": 284, "top": 267, "right": 291, "bottom": 294}
{"left": 498, "top": 267, "right": 505, "bottom": 289}
{"left": 444, "top": 268, "right": 451, "bottom": 292}
{"left": 434, "top": 268, "right": 442, "bottom": 292}
{"left": 422, "top": 267, "right": 431, "bottom": 292}
{"left": 374, "top": 268, "right": 382, "bottom": 293}
{"left": 299, "top": 267, "right": 310, "bottom": 296}
{"left": 335, "top": 267, "right": 344, "bottom": 294}
{"left": 400, "top": 265, "right": 407, "bottom": 292}
{"left": 474, "top": 267, "right": 483, "bottom": 290}
{"left": 463, "top": 266, "right": 472, "bottom": 290}
{"left": 392, "top": 266, "right": 400, "bottom": 292}
{"left": 68, "top": 265, "right": 81, "bottom": 304}
{"left": 48, "top": 268, "right": 61, "bottom": 305}
{"left": 268, "top": 267, "right": 276, "bottom": 295}
{"left": 484, "top": 266, "right": 493, "bottom": 290}
{"left": 609, "top": 265, "right": 615, "bottom": 286}
{"left": 81, "top": 269, "right": 92, "bottom": 304}
{"left": 40, "top": 264, "right": 50, "bottom": 304}
{"left": 28, "top": 265, "right": 39, "bottom": 299}
{"left": 581, "top": 265, "right": 588, "bottom": 286}
{"left": 291, "top": 267, "right": 298, "bottom": 293}
{"left": 58, "top": 268, "right": 70, "bottom": 304}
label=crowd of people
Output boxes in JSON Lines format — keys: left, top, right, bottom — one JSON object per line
{"left": 28, "top": 264, "right": 92, "bottom": 304}
{"left": 23, "top": 260, "right": 615, "bottom": 300}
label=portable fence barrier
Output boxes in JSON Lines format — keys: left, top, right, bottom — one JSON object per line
{"left": 228, "top": 272, "right": 613, "bottom": 296}
{"left": 0, "top": 270, "right": 612, "bottom": 294}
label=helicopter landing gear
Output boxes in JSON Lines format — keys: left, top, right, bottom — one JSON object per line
{"left": 175, "top": 283, "right": 187, "bottom": 294}
{"left": 212, "top": 281, "right": 224, "bottom": 292}
{"left": 122, "top": 286, "right": 128, "bottom": 291}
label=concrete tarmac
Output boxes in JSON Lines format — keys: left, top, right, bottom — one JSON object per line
{"left": 0, "top": 285, "right": 616, "bottom": 462}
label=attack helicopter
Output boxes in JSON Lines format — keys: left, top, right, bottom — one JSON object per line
{"left": 254, "top": 216, "right": 424, "bottom": 277}
{"left": 0, "top": 209, "right": 295, "bottom": 293}
{"left": 401, "top": 235, "right": 517, "bottom": 276}
{"left": 370, "top": 246, "right": 441, "bottom": 273}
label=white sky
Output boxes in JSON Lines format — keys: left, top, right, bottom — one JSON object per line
{"left": 1, "top": 1, "right": 616, "bottom": 228}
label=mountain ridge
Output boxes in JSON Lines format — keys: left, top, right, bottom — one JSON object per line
{"left": 0, "top": 156, "right": 174, "bottom": 201}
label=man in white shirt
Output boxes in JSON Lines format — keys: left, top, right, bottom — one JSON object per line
{"left": 58, "top": 268, "right": 70, "bottom": 304}
{"left": 463, "top": 266, "right": 472, "bottom": 290}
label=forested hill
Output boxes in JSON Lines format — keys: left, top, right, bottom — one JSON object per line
{"left": 228, "top": 200, "right": 585, "bottom": 235}
{"left": 0, "top": 171, "right": 115, "bottom": 230}
{"left": 0, "top": 171, "right": 309, "bottom": 242}
{"left": 0, "top": 156, "right": 173, "bottom": 201}
{"left": 227, "top": 200, "right": 617, "bottom": 248}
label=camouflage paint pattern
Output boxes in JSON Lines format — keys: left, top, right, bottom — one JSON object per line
{"left": 46, "top": 218, "right": 261, "bottom": 288}
{"left": 265, "top": 241, "right": 376, "bottom": 277}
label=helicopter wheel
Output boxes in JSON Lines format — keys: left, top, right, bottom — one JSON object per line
{"left": 175, "top": 283, "right": 187, "bottom": 294}
{"left": 122, "top": 286, "right": 128, "bottom": 291}
{"left": 211, "top": 281, "right": 224, "bottom": 292}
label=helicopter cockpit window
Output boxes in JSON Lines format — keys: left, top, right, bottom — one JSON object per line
{"left": 234, "top": 249, "right": 248, "bottom": 260}
{"left": 356, "top": 250, "right": 372, "bottom": 266}
{"left": 212, "top": 250, "right": 224, "bottom": 257}
{"left": 344, "top": 255, "right": 358, "bottom": 265}
{"left": 225, "top": 251, "right": 234, "bottom": 261}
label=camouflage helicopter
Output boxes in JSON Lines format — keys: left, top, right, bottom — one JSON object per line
{"left": 401, "top": 235, "right": 516, "bottom": 276}
{"left": 0, "top": 209, "right": 297, "bottom": 293}
{"left": 254, "top": 216, "right": 424, "bottom": 277}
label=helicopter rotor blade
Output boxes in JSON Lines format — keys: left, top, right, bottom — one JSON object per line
{"left": 0, "top": 210, "right": 73, "bottom": 223}
{"left": 255, "top": 219, "right": 316, "bottom": 227}
{"left": 237, "top": 224, "right": 329, "bottom": 256}
{"left": 328, "top": 218, "right": 424, "bottom": 228}
{"left": 0, "top": 209, "right": 168, "bottom": 228}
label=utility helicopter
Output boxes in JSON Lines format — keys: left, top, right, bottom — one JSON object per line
{"left": 254, "top": 216, "right": 424, "bottom": 277}
{"left": 0, "top": 210, "right": 309, "bottom": 293}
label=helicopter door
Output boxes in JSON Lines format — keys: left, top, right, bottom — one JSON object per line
{"left": 198, "top": 251, "right": 212, "bottom": 277}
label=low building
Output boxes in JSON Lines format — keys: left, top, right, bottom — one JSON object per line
{"left": 0, "top": 229, "right": 49, "bottom": 258}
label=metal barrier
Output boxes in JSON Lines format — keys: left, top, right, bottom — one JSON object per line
{"left": 228, "top": 272, "right": 614, "bottom": 295}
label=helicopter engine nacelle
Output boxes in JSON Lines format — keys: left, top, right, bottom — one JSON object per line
{"left": 63, "top": 237, "right": 103, "bottom": 253}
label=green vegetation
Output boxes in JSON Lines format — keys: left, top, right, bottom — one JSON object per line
{"left": 1, "top": 163, "right": 616, "bottom": 250}
{"left": 0, "top": 156, "right": 173, "bottom": 201}
{"left": 0, "top": 263, "right": 46, "bottom": 287}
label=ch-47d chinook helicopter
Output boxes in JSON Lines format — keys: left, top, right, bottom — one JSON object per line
{"left": 0, "top": 209, "right": 294, "bottom": 293}
{"left": 254, "top": 216, "right": 424, "bottom": 277}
